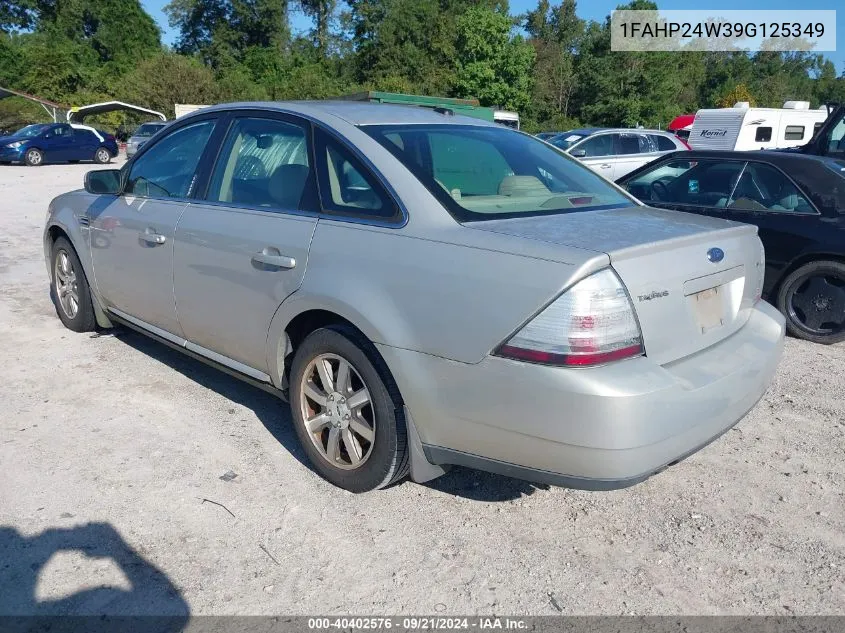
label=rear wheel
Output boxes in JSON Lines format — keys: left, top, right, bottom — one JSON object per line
{"left": 25, "top": 148, "right": 43, "bottom": 166}
{"left": 51, "top": 237, "right": 96, "bottom": 333}
{"left": 289, "top": 325, "right": 409, "bottom": 492}
{"left": 777, "top": 260, "right": 845, "bottom": 345}
{"left": 94, "top": 147, "right": 111, "bottom": 164}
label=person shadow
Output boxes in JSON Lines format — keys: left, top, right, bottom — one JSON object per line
{"left": 0, "top": 522, "right": 189, "bottom": 632}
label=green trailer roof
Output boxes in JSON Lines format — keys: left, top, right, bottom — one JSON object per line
{"left": 338, "top": 91, "right": 495, "bottom": 122}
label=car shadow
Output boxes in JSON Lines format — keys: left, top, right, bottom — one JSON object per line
{"left": 0, "top": 522, "right": 189, "bottom": 627}
{"left": 113, "top": 329, "right": 309, "bottom": 469}
{"left": 421, "top": 465, "right": 550, "bottom": 501}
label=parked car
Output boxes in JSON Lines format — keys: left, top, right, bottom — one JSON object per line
{"left": 44, "top": 102, "right": 784, "bottom": 492}
{"left": 0, "top": 122, "right": 117, "bottom": 166}
{"left": 618, "top": 150, "right": 845, "bottom": 344}
{"left": 126, "top": 121, "right": 168, "bottom": 158}
{"left": 548, "top": 128, "right": 688, "bottom": 179}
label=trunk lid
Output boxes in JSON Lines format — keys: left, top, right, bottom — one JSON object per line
{"left": 467, "top": 205, "right": 765, "bottom": 365}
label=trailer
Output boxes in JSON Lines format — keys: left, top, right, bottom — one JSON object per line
{"left": 688, "top": 101, "right": 828, "bottom": 151}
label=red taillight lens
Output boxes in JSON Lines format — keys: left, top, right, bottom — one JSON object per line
{"left": 495, "top": 269, "right": 644, "bottom": 367}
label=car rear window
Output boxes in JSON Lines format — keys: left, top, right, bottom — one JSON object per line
{"left": 135, "top": 124, "right": 165, "bottom": 137}
{"left": 362, "top": 124, "right": 633, "bottom": 222}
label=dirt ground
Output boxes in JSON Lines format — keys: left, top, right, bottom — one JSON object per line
{"left": 0, "top": 159, "right": 843, "bottom": 617}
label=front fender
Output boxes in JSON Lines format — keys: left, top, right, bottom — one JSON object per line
{"left": 44, "top": 192, "right": 113, "bottom": 327}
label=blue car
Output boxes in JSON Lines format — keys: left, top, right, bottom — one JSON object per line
{"left": 0, "top": 122, "right": 118, "bottom": 166}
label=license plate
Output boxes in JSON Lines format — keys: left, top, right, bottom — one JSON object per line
{"left": 693, "top": 286, "right": 724, "bottom": 333}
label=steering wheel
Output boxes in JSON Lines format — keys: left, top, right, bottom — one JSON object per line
{"left": 651, "top": 179, "right": 670, "bottom": 201}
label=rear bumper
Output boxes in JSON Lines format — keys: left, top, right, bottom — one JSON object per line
{"left": 378, "top": 300, "right": 785, "bottom": 489}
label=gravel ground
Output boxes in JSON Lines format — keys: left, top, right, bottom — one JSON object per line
{"left": 0, "top": 160, "right": 844, "bottom": 617}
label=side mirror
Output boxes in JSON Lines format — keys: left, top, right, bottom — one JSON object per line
{"left": 570, "top": 148, "right": 587, "bottom": 158}
{"left": 85, "top": 169, "right": 121, "bottom": 195}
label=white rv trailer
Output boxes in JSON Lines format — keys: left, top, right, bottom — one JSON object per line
{"left": 174, "top": 103, "right": 210, "bottom": 118}
{"left": 688, "top": 101, "right": 827, "bottom": 151}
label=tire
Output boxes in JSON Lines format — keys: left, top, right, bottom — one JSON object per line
{"left": 94, "top": 147, "right": 111, "bottom": 164}
{"left": 289, "top": 325, "right": 409, "bottom": 492}
{"left": 50, "top": 237, "right": 96, "bottom": 333}
{"left": 776, "top": 260, "right": 845, "bottom": 345}
{"left": 24, "top": 148, "right": 43, "bottom": 166}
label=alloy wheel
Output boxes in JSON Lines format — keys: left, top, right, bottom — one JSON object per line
{"left": 96, "top": 148, "right": 110, "bottom": 163}
{"left": 54, "top": 249, "right": 79, "bottom": 319}
{"left": 27, "top": 149, "right": 42, "bottom": 165}
{"left": 298, "top": 353, "right": 376, "bottom": 470}
{"left": 787, "top": 273, "right": 845, "bottom": 337}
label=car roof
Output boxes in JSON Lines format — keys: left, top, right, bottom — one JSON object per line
{"left": 195, "top": 101, "right": 500, "bottom": 127}
{"left": 664, "top": 149, "right": 838, "bottom": 164}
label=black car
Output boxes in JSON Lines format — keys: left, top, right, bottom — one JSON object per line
{"left": 618, "top": 150, "right": 845, "bottom": 344}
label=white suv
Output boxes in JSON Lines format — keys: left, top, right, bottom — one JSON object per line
{"left": 549, "top": 128, "right": 688, "bottom": 180}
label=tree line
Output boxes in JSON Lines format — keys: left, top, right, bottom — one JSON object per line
{"left": 1, "top": 0, "right": 844, "bottom": 132}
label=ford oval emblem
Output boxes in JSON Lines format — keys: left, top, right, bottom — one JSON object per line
{"left": 707, "top": 247, "right": 725, "bottom": 263}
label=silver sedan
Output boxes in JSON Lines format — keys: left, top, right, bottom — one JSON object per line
{"left": 43, "top": 102, "right": 785, "bottom": 492}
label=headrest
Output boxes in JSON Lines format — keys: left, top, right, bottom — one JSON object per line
{"left": 268, "top": 163, "right": 309, "bottom": 209}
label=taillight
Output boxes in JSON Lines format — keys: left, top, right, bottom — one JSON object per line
{"left": 496, "top": 269, "right": 644, "bottom": 367}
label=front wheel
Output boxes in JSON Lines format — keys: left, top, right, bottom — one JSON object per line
{"left": 94, "top": 147, "right": 111, "bottom": 164}
{"left": 25, "top": 148, "right": 43, "bottom": 166}
{"left": 289, "top": 325, "right": 409, "bottom": 492}
{"left": 777, "top": 260, "right": 845, "bottom": 345}
{"left": 51, "top": 237, "right": 96, "bottom": 332}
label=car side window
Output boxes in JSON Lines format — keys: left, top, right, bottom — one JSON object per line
{"left": 314, "top": 129, "right": 396, "bottom": 219}
{"left": 623, "top": 158, "right": 745, "bottom": 208}
{"left": 206, "top": 117, "right": 315, "bottom": 212}
{"left": 727, "top": 162, "right": 815, "bottom": 214}
{"left": 615, "top": 133, "right": 644, "bottom": 155}
{"left": 828, "top": 115, "right": 845, "bottom": 157}
{"left": 575, "top": 134, "right": 614, "bottom": 157}
{"left": 651, "top": 134, "right": 678, "bottom": 151}
{"left": 126, "top": 120, "right": 215, "bottom": 199}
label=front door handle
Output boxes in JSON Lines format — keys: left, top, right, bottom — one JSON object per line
{"left": 252, "top": 249, "right": 296, "bottom": 270}
{"left": 600, "top": 163, "right": 612, "bottom": 169}
{"left": 139, "top": 228, "right": 166, "bottom": 245}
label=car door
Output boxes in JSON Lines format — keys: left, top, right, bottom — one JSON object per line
{"left": 172, "top": 113, "right": 320, "bottom": 376}
{"left": 89, "top": 116, "right": 219, "bottom": 340}
{"left": 74, "top": 129, "right": 100, "bottom": 160}
{"left": 44, "top": 124, "right": 75, "bottom": 162}
{"left": 707, "top": 161, "right": 823, "bottom": 293}
{"left": 569, "top": 134, "right": 616, "bottom": 179}
{"left": 612, "top": 132, "right": 654, "bottom": 179}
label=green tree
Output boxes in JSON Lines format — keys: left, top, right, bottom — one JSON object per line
{"left": 452, "top": 5, "right": 534, "bottom": 111}
{"left": 165, "top": 0, "right": 288, "bottom": 67}
{"left": 121, "top": 53, "right": 220, "bottom": 117}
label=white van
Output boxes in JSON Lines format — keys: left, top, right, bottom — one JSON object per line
{"left": 494, "top": 110, "right": 520, "bottom": 129}
{"left": 688, "top": 101, "right": 827, "bottom": 151}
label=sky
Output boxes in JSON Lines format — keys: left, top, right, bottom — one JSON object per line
{"left": 140, "top": 0, "right": 844, "bottom": 73}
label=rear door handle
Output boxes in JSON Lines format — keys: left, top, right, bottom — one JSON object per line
{"left": 252, "top": 249, "right": 296, "bottom": 270}
{"left": 600, "top": 164, "right": 612, "bottom": 169}
{"left": 139, "top": 228, "right": 166, "bottom": 245}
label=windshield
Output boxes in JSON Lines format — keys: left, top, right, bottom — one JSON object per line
{"left": 13, "top": 124, "right": 48, "bottom": 138}
{"left": 362, "top": 124, "right": 633, "bottom": 221}
{"left": 549, "top": 132, "right": 588, "bottom": 150}
{"left": 134, "top": 123, "right": 164, "bottom": 137}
